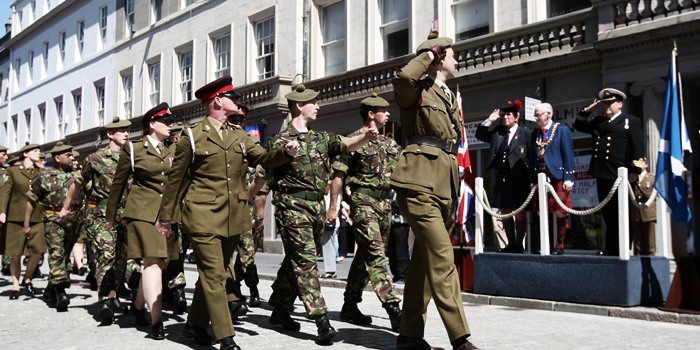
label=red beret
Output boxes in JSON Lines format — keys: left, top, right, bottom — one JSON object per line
{"left": 194, "top": 75, "right": 241, "bottom": 104}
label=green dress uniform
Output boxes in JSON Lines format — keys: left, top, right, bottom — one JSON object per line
{"left": 106, "top": 138, "right": 179, "bottom": 260}
{"left": 0, "top": 163, "right": 46, "bottom": 256}
{"left": 390, "top": 48, "right": 471, "bottom": 341}
{"left": 159, "top": 116, "right": 290, "bottom": 341}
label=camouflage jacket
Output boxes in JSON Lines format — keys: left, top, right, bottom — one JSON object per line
{"left": 75, "top": 147, "right": 126, "bottom": 217}
{"left": 28, "top": 168, "right": 82, "bottom": 214}
{"left": 267, "top": 124, "right": 349, "bottom": 194}
{"left": 334, "top": 131, "right": 402, "bottom": 191}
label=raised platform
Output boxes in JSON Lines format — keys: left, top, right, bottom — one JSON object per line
{"left": 473, "top": 253, "right": 670, "bottom": 307}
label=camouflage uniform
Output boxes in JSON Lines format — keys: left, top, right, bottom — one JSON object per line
{"left": 267, "top": 124, "right": 350, "bottom": 317}
{"left": 336, "top": 131, "right": 402, "bottom": 306}
{"left": 76, "top": 147, "right": 139, "bottom": 298}
{"left": 233, "top": 165, "right": 269, "bottom": 290}
{"left": 28, "top": 167, "right": 82, "bottom": 288}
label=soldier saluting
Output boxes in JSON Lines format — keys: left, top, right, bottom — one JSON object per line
{"left": 574, "top": 88, "right": 644, "bottom": 256}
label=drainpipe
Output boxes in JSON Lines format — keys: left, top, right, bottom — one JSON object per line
{"left": 302, "top": 0, "right": 309, "bottom": 82}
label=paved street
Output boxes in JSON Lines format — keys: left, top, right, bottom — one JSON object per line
{"left": 1, "top": 253, "right": 699, "bottom": 349}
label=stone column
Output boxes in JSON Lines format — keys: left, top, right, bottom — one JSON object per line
{"left": 630, "top": 78, "right": 665, "bottom": 172}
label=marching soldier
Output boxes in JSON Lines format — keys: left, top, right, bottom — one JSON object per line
{"left": 0, "top": 145, "right": 8, "bottom": 274}
{"left": 390, "top": 32, "right": 478, "bottom": 350}
{"left": 0, "top": 142, "right": 46, "bottom": 300}
{"left": 266, "top": 84, "right": 377, "bottom": 344}
{"left": 59, "top": 117, "right": 140, "bottom": 325}
{"left": 331, "top": 92, "right": 402, "bottom": 331}
{"left": 574, "top": 88, "right": 645, "bottom": 256}
{"left": 69, "top": 150, "right": 89, "bottom": 277}
{"left": 24, "top": 142, "right": 80, "bottom": 311}
{"left": 158, "top": 76, "right": 298, "bottom": 350}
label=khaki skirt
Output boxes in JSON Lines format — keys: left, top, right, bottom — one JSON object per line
{"left": 4, "top": 221, "right": 46, "bottom": 256}
{"left": 126, "top": 220, "right": 179, "bottom": 260}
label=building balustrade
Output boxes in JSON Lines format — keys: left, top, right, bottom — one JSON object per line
{"left": 609, "top": 0, "right": 698, "bottom": 27}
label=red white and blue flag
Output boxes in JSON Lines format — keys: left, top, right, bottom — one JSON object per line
{"left": 455, "top": 91, "right": 475, "bottom": 245}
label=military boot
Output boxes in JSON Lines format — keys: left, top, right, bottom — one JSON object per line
{"left": 228, "top": 300, "right": 249, "bottom": 321}
{"left": 248, "top": 286, "right": 261, "bottom": 307}
{"left": 384, "top": 302, "right": 401, "bottom": 332}
{"left": 55, "top": 285, "right": 70, "bottom": 312}
{"left": 340, "top": 303, "right": 372, "bottom": 325}
{"left": 314, "top": 314, "right": 337, "bottom": 344}
{"left": 97, "top": 299, "right": 114, "bottom": 325}
{"left": 269, "top": 307, "right": 300, "bottom": 331}
{"left": 43, "top": 283, "right": 57, "bottom": 304}
{"left": 173, "top": 287, "right": 188, "bottom": 314}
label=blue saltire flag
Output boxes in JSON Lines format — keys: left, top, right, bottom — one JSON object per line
{"left": 655, "top": 46, "right": 693, "bottom": 230}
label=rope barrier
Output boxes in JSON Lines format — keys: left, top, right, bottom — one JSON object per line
{"left": 477, "top": 185, "right": 538, "bottom": 219}
{"left": 477, "top": 176, "right": 657, "bottom": 218}
{"left": 543, "top": 177, "right": 622, "bottom": 215}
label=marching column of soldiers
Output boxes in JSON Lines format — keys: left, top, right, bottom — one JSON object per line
{"left": 0, "top": 29, "right": 651, "bottom": 350}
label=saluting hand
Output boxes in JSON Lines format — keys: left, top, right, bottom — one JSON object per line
{"left": 488, "top": 109, "right": 501, "bottom": 122}
{"left": 284, "top": 140, "right": 300, "bottom": 156}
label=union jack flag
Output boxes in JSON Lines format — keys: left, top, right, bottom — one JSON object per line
{"left": 455, "top": 91, "right": 475, "bottom": 245}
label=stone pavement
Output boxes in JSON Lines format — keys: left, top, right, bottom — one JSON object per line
{"left": 0, "top": 253, "right": 699, "bottom": 349}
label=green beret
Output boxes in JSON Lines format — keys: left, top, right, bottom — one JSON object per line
{"left": 18, "top": 141, "right": 41, "bottom": 154}
{"left": 416, "top": 31, "right": 453, "bottom": 53}
{"left": 72, "top": 150, "right": 80, "bottom": 158}
{"left": 8, "top": 155, "right": 19, "bottom": 164}
{"left": 285, "top": 84, "right": 319, "bottom": 102}
{"left": 105, "top": 116, "right": 131, "bottom": 129}
{"left": 0, "top": 145, "right": 8, "bottom": 152}
{"left": 49, "top": 141, "right": 74, "bottom": 155}
{"left": 361, "top": 92, "right": 389, "bottom": 108}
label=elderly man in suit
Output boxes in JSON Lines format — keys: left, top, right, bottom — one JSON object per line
{"left": 475, "top": 100, "right": 532, "bottom": 253}
{"left": 157, "top": 76, "right": 299, "bottom": 350}
{"left": 391, "top": 31, "right": 478, "bottom": 350}
{"left": 574, "top": 88, "right": 644, "bottom": 256}
{"left": 530, "top": 103, "right": 575, "bottom": 254}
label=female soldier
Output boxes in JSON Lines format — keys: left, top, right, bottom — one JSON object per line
{"left": 0, "top": 142, "right": 46, "bottom": 299}
{"left": 105, "top": 103, "right": 178, "bottom": 340}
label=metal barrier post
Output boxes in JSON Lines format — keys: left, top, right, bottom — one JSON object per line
{"left": 656, "top": 197, "right": 672, "bottom": 258}
{"left": 475, "top": 177, "right": 484, "bottom": 255}
{"left": 617, "top": 167, "right": 630, "bottom": 260}
{"left": 537, "top": 173, "right": 550, "bottom": 255}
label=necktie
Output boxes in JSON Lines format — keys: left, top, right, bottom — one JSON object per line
{"left": 156, "top": 142, "right": 163, "bottom": 154}
{"left": 441, "top": 86, "right": 453, "bottom": 108}
{"left": 541, "top": 128, "right": 548, "bottom": 141}
{"left": 221, "top": 123, "right": 229, "bottom": 143}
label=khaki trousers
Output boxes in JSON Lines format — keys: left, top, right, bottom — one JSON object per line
{"left": 395, "top": 189, "right": 470, "bottom": 341}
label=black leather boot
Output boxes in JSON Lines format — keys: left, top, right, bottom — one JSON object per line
{"left": 55, "top": 285, "right": 70, "bottom": 312}
{"left": 97, "top": 299, "right": 114, "bottom": 325}
{"left": 315, "top": 314, "right": 337, "bottom": 344}
{"left": 384, "top": 302, "right": 402, "bottom": 332}
{"left": 173, "top": 287, "right": 188, "bottom": 314}
{"left": 340, "top": 302, "right": 372, "bottom": 325}
{"left": 228, "top": 300, "right": 249, "bottom": 321}
{"left": 248, "top": 286, "right": 261, "bottom": 307}
{"left": 269, "top": 307, "right": 300, "bottom": 331}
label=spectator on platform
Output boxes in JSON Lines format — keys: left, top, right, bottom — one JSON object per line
{"left": 530, "top": 103, "right": 575, "bottom": 255}
{"left": 632, "top": 158, "right": 656, "bottom": 256}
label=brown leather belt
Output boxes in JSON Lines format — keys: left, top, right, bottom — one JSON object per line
{"left": 408, "top": 135, "right": 459, "bottom": 155}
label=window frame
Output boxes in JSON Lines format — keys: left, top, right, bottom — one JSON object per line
{"left": 178, "top": 49, "right": 194, "bottom": 103}
{"left": 147, "top": 61, "right": 161, "bottom": 108}
{"left": 254, "top": 16, "right": 276, "bottom": 81}
{"left": 213, "top": 34, "right": 231, "bottom": 79}
{"left": 95, "top": 83, "right": 105, "bottom": 126}
{"left": 379, "top": 0, "right": 410, "bottom": 60}
{"left": 121, "top": 72, "right": 133, "bottom": 119}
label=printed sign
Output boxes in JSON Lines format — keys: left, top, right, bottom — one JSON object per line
{"left": 524, "top": 97, "right": 541, "bottom": 122}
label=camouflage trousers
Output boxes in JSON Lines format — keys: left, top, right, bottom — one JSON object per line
{"left": 344, "top": 192, "right": 400, "bottom": 305}
{"left": 44, "top": 214, "right": 79, "bottom": 287}
{"left": 1, "top": 255, "right": 9, "bottom": 267}
{"left": 234, "top": 206, "right": 262, "bottom": 288}
{"left": 269, "top": 194, "right": 327, "bottom": 317}
{"left": 85, "top": 214, "right": 130, "bottom": 298}
{"left": 163, "top": 223, "right": 188, "bottom": 289}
